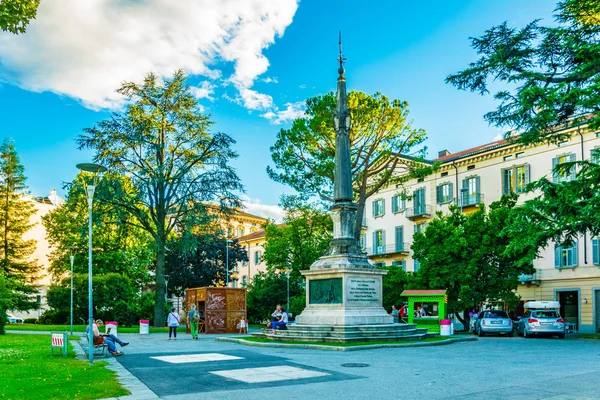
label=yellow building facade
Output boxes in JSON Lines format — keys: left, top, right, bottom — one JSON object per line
{"left": 363, "top": 126, "right": 600, "bottom": 333}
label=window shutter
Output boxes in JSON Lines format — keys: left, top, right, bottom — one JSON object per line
{"left": 524, "top": 164, "right": 530, "bottom": 186}
{"left": 554, "top": 244, "right": 561, "bottom": 268}
{"left": 570, "top": 241, "right": 578, "bottom": 267}
{"left": 569, "top": 153, "right": 576, "bottom": 181}
{"left": 592, "top": 148, "right": 600, "bottom": 164}
{"left": 552, "top": 157, "right": 558, "bottom": 183}
{"left": 381, "top": 199, "right": 385, "bottom": 216}
{"left": 372, "top": 231, "right": 377, "bottom": 254}
{"left": 401, "top": 260, "right": 406, "bottom": 271}
{"left": 391, "top": 196, "right": 397, "bottom": 213}
{"left": 475, "top": 176, "right": 481, "bottom": 195}
{"left": 448, "top": 183, "right": 454, "bottom": 202}
{"left": 372, "top": 200, "right": 376, "bottom": 217}
{"left": 593, "top": 239, "right": 599, "bottom": 265}
{"left": 502, "top": 170, "right": 508, "bottom": 195}
{"left": 395, "top": 226, "right": 404, "bottom": 252}
{"left": 414, "top": 259, "right": 420, "bottom": 272}
{"left": 382, "top": 230, "right": 386, "bottom": 252}
{"left": 462, "top": 178, "right": 468, "bottom": 190}
{"left": 436, "top": 185, "right": 442, "bottom": 204}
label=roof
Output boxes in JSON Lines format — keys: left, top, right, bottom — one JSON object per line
{"left": 401, "top": 290, "right": 446, "bottom": 296}
{"left": 433, "top": 138, "right": 515, "bottom": 163}
{"left": 236, "top": 223, "right": 286, "bottom": 242}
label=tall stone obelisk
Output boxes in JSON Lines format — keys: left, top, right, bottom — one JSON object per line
{"left": 295, "top": 35, "right": 392, "bottom": 326}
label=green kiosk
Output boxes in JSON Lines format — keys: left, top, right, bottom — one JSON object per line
{"left": 401, "top": 289, "right": 447, "bottom": 333}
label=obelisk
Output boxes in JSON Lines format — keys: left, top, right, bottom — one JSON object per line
{"left": 295, "top": 34, "right": 392, "bottom": 326}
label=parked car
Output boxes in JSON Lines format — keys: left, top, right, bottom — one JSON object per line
{"left": 517, "top": 306, "right": 565, "bottom": 339}
{"left": 474, "top": 310, "right": 514, "bottom": 337}
{"left": 6, "top": 314, "right": 24, "bottom": 324}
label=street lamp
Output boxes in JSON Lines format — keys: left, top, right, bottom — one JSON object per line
{"left": 67, "top": 246, "right": 76, "bottom": 336}
{"left": 225, "top": 239, "right": 232, "bottom": 287}
{"left": 164, "top": 274, "right": 170, "bottom": 303}
{"left": 285, "top": 270, "right": 290, "bottom": 310}
{"left": 76, "top": 162, "right": 106, "bottom": 367}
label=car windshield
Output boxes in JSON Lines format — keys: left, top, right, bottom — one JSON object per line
{"left": 533, "top": 311, "right": 559, "bottom": 318}
{"left": 484, "top": 311, "right": 508, "bottom": 319}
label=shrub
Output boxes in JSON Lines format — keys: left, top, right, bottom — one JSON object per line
{"left": 23, "top": 318, "right": 37, "bottom": 324}
{"left": 38, "top": 309, "right": 68, "bottom": 325}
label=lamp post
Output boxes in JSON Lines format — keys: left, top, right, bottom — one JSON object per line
{"left": 225, "top": 239, "right": 232, "bottom": 287}
{"left": 76, "top": 163, "right": 106, "bottom": 367}
{"left": 164, "top": 274, "right": 170, "bottom": 303}
{"left": 69, "top": 251, "right": 75, "bottom": 336}
{"left": 285, "top": 270, "right": 290, "bottom": 310}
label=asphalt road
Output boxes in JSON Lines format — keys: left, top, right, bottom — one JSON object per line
{"left": 102, "top": 332, "right": 600, "bottom": 400}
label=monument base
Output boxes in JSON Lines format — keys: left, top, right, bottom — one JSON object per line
{"left": 295, "top": 254, "right": 393, "bottom": 326}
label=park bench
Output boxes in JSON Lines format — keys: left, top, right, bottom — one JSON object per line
{"left": 82, "top": 333, "right": 109, "bottom": 357}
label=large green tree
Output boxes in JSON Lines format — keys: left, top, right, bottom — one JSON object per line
{"left": 0, "top": 139, "right": 39, "bottom": 334}
{"left": 43, "top": 173, "right": 155, "bottom": 287}
{"left": 77, "top": 70, "right": 243, "bottom": 326}
{"left": 0, "top": 0, "right": 40, "bottom": 34}
{"left": 410, "top": 196, "right": 535, "bottom": 325}
{"left": 268, "top": 91, "right": 428, "bottom": 240}
{"left": 447, "top": 0, "right": 600, "bottom": 252}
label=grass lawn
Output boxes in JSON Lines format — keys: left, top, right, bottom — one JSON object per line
{"left": 0, "top": 334, "right": 128, "bottom": 400}
{"left": 577, "top": 333, "right": 600, "bottom": 339}
{"left": 241, "top": 335, "right": 452, "bottom": 347}
{"left": 6, "top": 323, "right": 169, "bottom": 334}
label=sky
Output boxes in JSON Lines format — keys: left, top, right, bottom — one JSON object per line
{"left": 0, "top": 0, "right": 557, "bottom": 221}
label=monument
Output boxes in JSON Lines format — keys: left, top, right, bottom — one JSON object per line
{"left": 294, "top": 35, "right": 393, "bottom": 326}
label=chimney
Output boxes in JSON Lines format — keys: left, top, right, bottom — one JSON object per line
{"left": 438, "top": 149, "right": 451, "bottom": 158}
{"left": 49, "top": 189, "right": 56, "bottom": 205}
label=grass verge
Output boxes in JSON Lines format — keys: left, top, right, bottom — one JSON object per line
{"left": 0, "top": 334, "right": 128, "bottom": 400}
{"left": 241, "top": 336, "right": 451, "bottom": 347}
{"left": 577, "top": 333, "right": 600, "bottom": 339}
{"left": 6, "top": 323, "right": 169, "bottom": 333}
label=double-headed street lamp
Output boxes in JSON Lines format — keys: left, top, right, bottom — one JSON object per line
{"left": 225, "top": 239, "right": 233, "bottom": 287}
{"left": 67, "top": 246, "right": 76, "bottom": 336}
{"left": 76, "top": 163, "right": 106, "bottom": 367}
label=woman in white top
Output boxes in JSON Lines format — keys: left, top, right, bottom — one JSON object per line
{"left": 167, "top": 308, "right": 180, "bottom": 340}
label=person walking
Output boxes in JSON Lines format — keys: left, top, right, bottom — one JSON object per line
{"left": 390, "top": 305, "right": 399, "bottom": 323}
{"left": 167, "top": 307, "right": 180, "bottom": 340}
{"left": 187, "top": 304, "right": 200, "bottom": 340}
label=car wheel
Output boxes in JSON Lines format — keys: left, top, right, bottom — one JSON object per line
{"left": 478, "top": 328, "right": 485, "bottom": 337}
{"left": 507, "top": 330, "right": 514, "bottom": 337}
{"left": 558, "top": 333, "right": 565, "bottom": 339}
{"left": 524, "top": 329, "right": 531, "bottom": 338}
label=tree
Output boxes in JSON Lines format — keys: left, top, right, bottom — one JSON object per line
{"left": 165, "top": 232, "right": 248, "bottom": 297}
{"left": 268, "top": 91, "right": 429, "bottom": 240}
{"left": 77, "top": 70, "right": 243, "bottom": 326}
{"left": 0, "top": 139, "right": 39, "bottom": 334}
{"left": 410, "top": 196, "right": 535, "bottom": 326}
{"left": 447, "top": 0, "right": 600, "bottom": 248}
{"left": 42, "top": 173, "right": 155, "bottom": 287}
{"left": 381, "top": 266, "right": 410, "bottom": 312}
{"left": 0, "top": 0, "right": 40, "bottom": 34}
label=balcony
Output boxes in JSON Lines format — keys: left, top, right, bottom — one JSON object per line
{"left": 458, "top": 192, "right": 484, "bottom": 209}
{"left": 365, "top": 243, "right": 410, "bottom": 257}
{"left": 406, "top": 205, "right": 432, "bottom": 220}
{"left": 518, "top": 272, "right": 540, "bottom": 286}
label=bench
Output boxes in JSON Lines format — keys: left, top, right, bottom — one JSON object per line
{"left": 82, "top": 334, "right": 109, "bottom": 357}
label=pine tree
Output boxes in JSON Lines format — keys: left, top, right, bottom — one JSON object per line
{"left": 0, "top": 139, "right": 39, "bottom": 334}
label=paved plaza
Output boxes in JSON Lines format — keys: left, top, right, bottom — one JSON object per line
{"left": 80, "top": 331, "right": 600, "bottom": 400}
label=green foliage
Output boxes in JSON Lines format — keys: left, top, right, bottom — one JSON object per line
{"left": 0, "top": 0, "right": 40, "bottom": 34}
{"left": 268, "top": 91, "right": 428, "bottom": 239}
{"left": 0, "top": 139, "right": 39, "bottom": 334}
{"left": 23, "top": 317, "right": 36, "bottom": 324}
{"left": 410, "top": 197, "right": 535, "bottom": 317}
{"left": 246, "top": 271, "right": 302, "bottom": 324}
{"left": 447, "top": 0, "right": 600, "bottom": 145}
{"left": 77, "top": 70, "right": 243, "bottom": 326}
{"left": 165, "top": 232, "right": 248, "bottom": 296}
{"left": 381, "top": 266, "right": 410, "bottom": 311}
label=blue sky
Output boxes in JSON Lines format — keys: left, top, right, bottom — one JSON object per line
{"left": 0, "top": 0, "right": 556, "bottom": 219}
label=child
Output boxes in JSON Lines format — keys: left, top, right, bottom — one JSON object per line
{"left": 238, "top": 317, "right": 247, "bottom": 334}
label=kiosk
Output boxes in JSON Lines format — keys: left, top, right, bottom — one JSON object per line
{"left": 401, "top": 289, "right": 447, "bottom": 333}
{"left": 185, "top": 287, "right": 246, "bottom": 334}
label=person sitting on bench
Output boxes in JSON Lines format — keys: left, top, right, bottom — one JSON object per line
{"left": 87, "top": 319, "right": 127, "bottom": 356}
{"left": 271, "top": 307, "right": 288, "bottom": 334}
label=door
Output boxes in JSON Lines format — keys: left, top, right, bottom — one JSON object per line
{"left": 557, "top": 291, "right": 579, "bottom": 331}
{"left": 595, "top": 290, "right": 600, "bottom": 333}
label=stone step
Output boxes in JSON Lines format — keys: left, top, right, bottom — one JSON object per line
{"left": 264, "top": 333, "right": 427, "bottom": 344}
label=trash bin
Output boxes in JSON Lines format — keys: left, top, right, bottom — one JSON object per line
{"left": 139, "top": 319, "right": 150, "bottom": 335}
{"left": 440, "top": 319, "right": 453, "bottom": 336}
{"left": 105, "top": 321, "right": 118, "bottom": 337}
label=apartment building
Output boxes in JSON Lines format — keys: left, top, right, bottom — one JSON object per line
{"left": 363, "top": 126, "right": 600, "bottom": 333}
{"left": 236, "top": 229, "right": 269, "bottom": 288}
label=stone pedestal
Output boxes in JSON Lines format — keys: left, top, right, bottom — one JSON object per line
{"left": 295, "top": 255, "right": 392, "bottom": 326}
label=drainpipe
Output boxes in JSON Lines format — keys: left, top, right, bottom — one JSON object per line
{"left": 577, "top": 127, "right": 587, "bottom": 264}
{"left": 452, "top": 161, "right": 459, "bottom": 204}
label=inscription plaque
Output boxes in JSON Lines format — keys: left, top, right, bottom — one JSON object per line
{"left": 347, "top": 278, "right": 379, "bottom": 304}
{"left": 309, "top": 278, "right": 343, "bottom": 304}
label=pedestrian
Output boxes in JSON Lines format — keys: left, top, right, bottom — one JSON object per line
{"left": 87, "top": 319, "right": 126, "bottom": 356}
{"left": 271, "top": 307, "right": 288, "bottom": 334}
{"left": 187, "top": 304, "right": 200, "bottom": 340}
{"left": 399, "top": 304, "right": 408, "bottom": 323}
{"left": 167, "top": 307, "right": 180, "bottom": 340}
{"left": 237, "top": 317, "right": 247, "bottom": 334}
{"left": 390, "top": 305, "right": 399, "bottom": 323}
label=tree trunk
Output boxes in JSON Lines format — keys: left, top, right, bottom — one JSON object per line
{"left": 154, "top": 239, "right": 166, "bottom": 327}
{"left": 354, "top": 197, "right": 366, "bottom": 242}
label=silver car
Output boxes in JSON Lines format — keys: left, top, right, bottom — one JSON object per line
{"left": 517, "top": 309, "right": 565, "bottom": 339}
{"left": 6, "top": 313, "right": 23, "bottom": 323}
{"left": 474, "top": 310, "right": 514, "bottom": 337}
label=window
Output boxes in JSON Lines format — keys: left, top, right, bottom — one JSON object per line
{"left": 242, "top": 276, "right": 247, "bottom": 288}
{"left": 373, "top": 262, "right": 386, "bottom": 268}
{"left": 372, "top": 198, "right": 385, "bottom": 217}
{"left": 417, "top": 178, "right": 424, "bottom": 183}
{"left": 359, "top": 233, "right": 366, "bottom": 251}
{"left": 391, "top": 195, "right": 405, "bottom": 213}
{"left": 395, "top": 226, "right": 405, "bottom": 252}
{"left": 392, "top": 260, "right": 406, "bottom": 271}
{"left": 591, "top": 147, "right": 600, "bottom": 164}
{"left": 592, "top": 238, "right": 599, "bottom": 266}
{"left": 254, "top": 251, "right": 261, "bottom": 264}
{"left": 414, "top": 223, "right": 428, "bottom": 234}
{"left": 462, "top": 176, "right": 480, "bottom": 205}
{"left": 413, "top": 188, "right": 426, "bottom": 214}
{"left": 552, "top": 154, "right": 576, "bottom": 183}
{"left": 414, "top": 259, "right": 420, "bottom": 272}
{"left": 250, "top": 227, "right": 258, "bottom": 233}
{"left": 373, "top": 230, "right": 386, "bottom": 255}
{"left": 237, "top": 226, "right": 245, "bottom": 237}
{"left": 516, "top": 152, "right": 525, "bottom": 158}
{"left": 557, "top": 141, "right": 569, "bottom": 147}
{"left": 502, "top": 164, "right": 530, "bottom": 194}
{"left": 503, "top": 155, "right": 513, "bottom": 161}
{"left": 467, "top": 165, "right": 475, "bottom": 170}
{"left": 441, "top": 172, "right": 448, "bottom": 177}
{"left": 554, "top": 241, "right": 578, "bottom": 268}
{"left": 436, "top": 182, "right": 453, "bottom": 204}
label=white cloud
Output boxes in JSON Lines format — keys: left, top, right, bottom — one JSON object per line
{"left": 0, "top": 0, "right": 299, "bottom": 110}
{"left": 241, "top": 196, "right": 284, "bottom": 222}
{"left": 262, "top": 101, "right": 305, "bottom": 124}
{"left": 262, "top": 77, "right": 278, "bottom": 84}
{"left": 190, "top": 81, "right": 216, "bottom": 101}
{"left": 239, "top": 88, "right": 273, "bottom": 110}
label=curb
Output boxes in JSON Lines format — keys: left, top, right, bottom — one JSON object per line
{"left": 215, "top": 336, "right": 477, "bottom": 351}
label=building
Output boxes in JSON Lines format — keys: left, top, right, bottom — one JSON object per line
{"left": 236, "top": 229, "right": 269, "bottom": 288}
{"left": 363, "top": 126, "right": 600, "bottom": 333}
